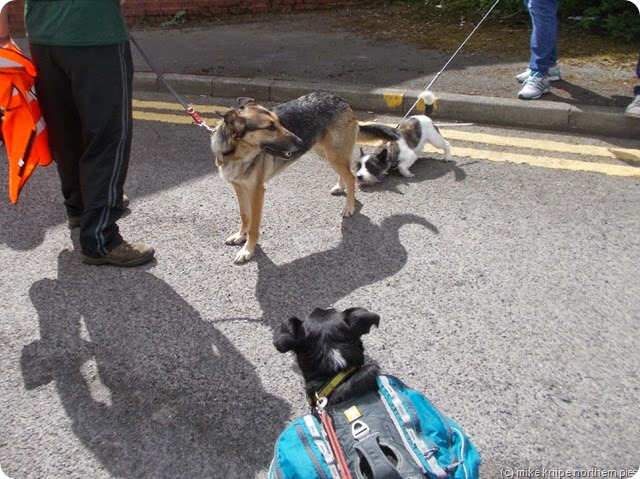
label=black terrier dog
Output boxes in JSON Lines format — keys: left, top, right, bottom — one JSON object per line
{"left": 273, "top": 306, "right": 381, "bottom": 406}
{"left": 272, "top": 307, "right": 481, "bottom": 479}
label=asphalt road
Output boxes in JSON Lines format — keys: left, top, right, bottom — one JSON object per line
{"left": 1, "top": 92, "right": 639, "bottom": 478}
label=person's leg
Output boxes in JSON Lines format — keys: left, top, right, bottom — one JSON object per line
{"left": 50, "top": 43, "right": 133, "bottom": 257}
{"left": 30, "top": 43, "right": 84, "bottom": 220}
{"left": 527, "top": 0, "right": 558, "bottom": 75}
{"left": 626, "top": 55, "right": 640, "bottom": 118}
{"left": 634, "top": 55, "right": 640, "bottom": 97}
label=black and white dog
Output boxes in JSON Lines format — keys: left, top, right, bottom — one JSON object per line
{"left": 272, "top": 307, "right": 481, "bottom": 479}
{"left": 355, "top": 94, "right": 452, "bottom": 185}
{"left": 273, "top": 306, "right": 381, "bottom": 406}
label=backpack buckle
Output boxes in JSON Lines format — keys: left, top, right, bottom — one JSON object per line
{"left": 351, "top": 420, "right": 370, "bottom": 440}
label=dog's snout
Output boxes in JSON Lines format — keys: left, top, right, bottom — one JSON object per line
{"left": 291, "top": 133, "right": 304, "bottom": 150}
{"left": 283, "top": 133, "right": 303, "bottom": 155}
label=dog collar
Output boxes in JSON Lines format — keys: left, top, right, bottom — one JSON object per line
{"left": 308, "top": 366, "right": 359, "bottom": 408}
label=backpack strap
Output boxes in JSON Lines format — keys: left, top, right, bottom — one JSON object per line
{"left": 378, "top": 375, "right": 449, "bottom": 479}
{"left": 353, "top": 432, "right": 405, "bottom": 479}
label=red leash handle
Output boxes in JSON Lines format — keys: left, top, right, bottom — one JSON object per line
{"left": 319, "top": 408, "right": 353, "bottom": 479}
{"left": 187, "top": 106, "right": 204, "bottom": 125}
{"left": 187, "top": 107, "right": 215, "bottom": 132}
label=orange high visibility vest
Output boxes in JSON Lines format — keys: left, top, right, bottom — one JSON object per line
{"left": 0, "top": 41, "right": 52, "bottom": 204}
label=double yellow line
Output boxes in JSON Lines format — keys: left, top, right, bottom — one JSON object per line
{"left": 132, "top": 99, "right": 640, "bottom": 178}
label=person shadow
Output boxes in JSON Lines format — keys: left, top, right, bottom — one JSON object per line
{"left": 0, "top": 163, "right": 63, "bottom": 251}
{"left": 252, "top": 213, "right": 439, "bottom": 329}
{"left": 21, "top": 247, "right": 290, "bottom": 479}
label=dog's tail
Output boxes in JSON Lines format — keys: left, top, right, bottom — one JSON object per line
{"left": 419, "top": 91, "right": 438, "bottom": 116}
{"left": 358, "top": 123, "right": 401, "bottom": 143}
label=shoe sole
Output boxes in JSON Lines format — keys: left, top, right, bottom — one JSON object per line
{"left": 82, "top": 249, "right": 155, "bottom": 267}
{"left": 518, "top": 92, "right": 549, "bottom": 100}
{"left": 517, "top": 74, "right": 561, "bottom": 83}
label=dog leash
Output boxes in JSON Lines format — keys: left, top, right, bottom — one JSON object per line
{"left": 129, "top": 34, "right": 216, "bottom": 133}
{"left": 398, "top": 0, "right": 502, "bottom": 126}
{"left": 316, "top": 397, "right": 354, "bottom": 479}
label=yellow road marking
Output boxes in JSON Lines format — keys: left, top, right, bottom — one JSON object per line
{"left": 382, "top": 93, "right": 403, "bottom": 109}
{"left": 133, "top": 110, "right": 220, "bottom": 126}
{"left": 440, "top": 129, "right": 640, "bottom": 163}
{"left": 132, "top": 99, "right": 227, "bottom": 114}
{"left": 361, "top": 120, "right": 640, "bottom": 162}
{"left": 450, "top": 146, "right": 640, "bottom": 177}
{"left": 131, "top": 99, "right": 640, "bottom": 178}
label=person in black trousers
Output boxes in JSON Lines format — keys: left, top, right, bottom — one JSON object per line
{"left": 1, "top": 0, "right": 154, "bottom": 267}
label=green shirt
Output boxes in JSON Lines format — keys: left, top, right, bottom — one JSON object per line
{"left": 25, "top": 0, "right": 129, "bottom": 46}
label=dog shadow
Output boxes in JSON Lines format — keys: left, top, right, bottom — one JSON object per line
{"left": 21, "top": 248, "right": 290, "bottom": 479}
{"left": 252, "top": 213, "right": 439, "bottom": 329}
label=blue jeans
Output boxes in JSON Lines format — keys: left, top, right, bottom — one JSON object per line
{"left": 525, "top": 0, "right": 558, "bottom": 75}
{"left": 634, "top": 55, "right": 640, "bottom": 96}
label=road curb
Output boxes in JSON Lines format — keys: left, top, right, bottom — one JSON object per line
{"left": 133, "top": 72, "right": 640, "bottom": 139}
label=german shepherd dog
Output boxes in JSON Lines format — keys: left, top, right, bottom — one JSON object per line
{"left": 211, "top": 92, "right": 396, "bottom": 264}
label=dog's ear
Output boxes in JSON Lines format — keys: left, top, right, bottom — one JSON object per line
{"left": 342, "top": 308, "right": 380, "bottom": 338}
{"left": 273, "top": 316, "right": 304, "bottom": 353}
{"left": 237, "top": 97, "right": 257, "bottom": 108}
{"left": 376, "top": 147, "right": 389, "bottom": 164}
{"left": 222, "top": 109, "right": 247, "bottom": 138}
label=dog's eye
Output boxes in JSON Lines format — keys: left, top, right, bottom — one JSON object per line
{"left": 267, "top": 123, "right": 277, "bottom": 131}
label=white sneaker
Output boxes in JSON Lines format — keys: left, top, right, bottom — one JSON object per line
{"left": 518, "top": 72, "right": 551, "bottom": 100}
{"left": 625, "top": 95, "right": 640, "bottom": 119}
{"left": 516, "top": 63, "right": 561, "bottom": 83}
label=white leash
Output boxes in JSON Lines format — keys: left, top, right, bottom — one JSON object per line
{"left": 398, "top": 0, "right": 502, "bottom": 126}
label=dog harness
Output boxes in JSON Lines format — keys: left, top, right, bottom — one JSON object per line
{"left": 269, "top": 375, "right": 481, "bottom": 479}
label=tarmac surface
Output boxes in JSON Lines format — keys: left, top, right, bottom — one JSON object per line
{"left": 120, "top": 9, "right": 640, "bottom": 139}
{"left": 2, "top": 9, "right": 640, "bottom": 479}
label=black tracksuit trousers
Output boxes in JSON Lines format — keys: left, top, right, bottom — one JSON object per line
{"left": 30, "top": 42, "right": 133, "bottom": 258}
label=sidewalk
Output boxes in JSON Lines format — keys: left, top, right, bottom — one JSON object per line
{"left": 27, "top": 9, "right": 640, "bottom": 138}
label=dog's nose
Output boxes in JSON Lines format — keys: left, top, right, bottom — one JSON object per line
{"left": 357, "top": 174, "right": 363, "bottom": 180}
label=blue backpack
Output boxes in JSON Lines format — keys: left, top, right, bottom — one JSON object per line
{"left": 269, "top": 375, "right": 481, "bottom": 479}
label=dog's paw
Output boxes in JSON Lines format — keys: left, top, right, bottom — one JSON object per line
{"left": 330, "top": 184, "right": 345, "bottom": 196}
{"left": 225, "top": 232, "right": 247, "bottom": 245}
{"left": 399, "top": 168, "right": 415, "bottom": 178}
{"left": 442, "top": 154, "right": 453, "bottom": 162}
{"left": 341, "top": 204, "right": 355, "bottom": 217}
{"left": 234, "top": 245, "right": 254, "bottom": 264}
